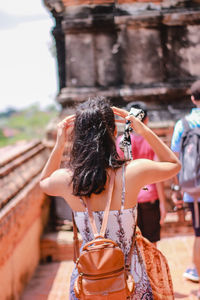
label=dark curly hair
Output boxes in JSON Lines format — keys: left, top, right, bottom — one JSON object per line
{"left": 69, "top": 97, "right": 124, "bottom": 197}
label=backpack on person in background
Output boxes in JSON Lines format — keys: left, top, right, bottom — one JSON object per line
{"left": 179, "top": 118, "right": 200, "bottom": 194}
{"left": 72, "top": 173, "right": 135, "bottom": 300}
{"left": 179, "top": 117, "right": 200, "bottom": 227}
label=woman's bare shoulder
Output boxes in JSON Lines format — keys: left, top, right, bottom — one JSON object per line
{"left": 39, "top": 168, "right": 72, "bottom": 197}
{"left": 52, "top": 168, "right": 72, "bottom": 182}
{"left": 125, "top": 158, "right": 151, "bottom": 172}
{"left": 124, "top": 158, "right": 157, "bottom": 184}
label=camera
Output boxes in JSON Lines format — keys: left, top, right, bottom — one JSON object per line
{"left": 129, "top": 107, "right": 145, "bottom": 121}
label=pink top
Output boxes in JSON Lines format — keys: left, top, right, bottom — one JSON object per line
{"left": 116, "top": 133, "right": 158, "bottom": 203}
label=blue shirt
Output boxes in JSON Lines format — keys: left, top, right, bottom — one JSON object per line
{"left": 171, "top": 108, "right": 200, "bottom": 203}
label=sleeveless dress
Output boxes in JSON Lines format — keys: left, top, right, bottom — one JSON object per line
{"left": 69, "top": 165, "right": 153, "bottom": 299}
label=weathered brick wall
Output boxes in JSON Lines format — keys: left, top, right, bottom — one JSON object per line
{"left": 0, "top": 178, "right": 48, "bottom": 268}
{"left": 0, "top": 141, "right": 50, "bottom": 300}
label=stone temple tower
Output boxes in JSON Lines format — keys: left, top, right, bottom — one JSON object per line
{"left": 43, "top": 0, "right": 200, "bottom": 121}
{"left": 43, "top": 0, "right": 200, "bottom": 222}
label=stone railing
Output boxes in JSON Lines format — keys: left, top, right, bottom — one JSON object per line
{"left": 0, "top": 140, "right": 48, "bottom": 209}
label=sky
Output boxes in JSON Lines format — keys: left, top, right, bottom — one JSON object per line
{"left": 0, "top": 0, "right": 58, "bottom": 112}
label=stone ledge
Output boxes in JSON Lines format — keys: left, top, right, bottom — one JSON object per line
{"left": 62, "top": 9, "right": 200, "bottom": 31}
{"left": 0, "top": 141, "right": 50, "bottom": 209}
{"left": 115, "top": 9, "right": 200, "bottom": 27}
{"left": 161, "top": 214, "right": 193, "bottom": 238}
{"left": 57, "top": 82, "right": 191, "bottom": 106}
{"left": 0, "top": 143, "right": 45, "bottom": 177}
{"left": 0, "top": 140, "right": 41, "bottom": 167}
{"left": 40, "top": 231, "right": 82, "bottom": 262}
{"left": 61, "top": 0, "right": 192, "bottom": 9}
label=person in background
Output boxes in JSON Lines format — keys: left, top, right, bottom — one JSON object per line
{"left": 116, "top": 102, "right": 166, "bottom": 246}
{"left": 171, "top": 81, "right": 200, "bottom": 298}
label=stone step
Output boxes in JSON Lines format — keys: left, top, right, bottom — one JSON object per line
{"left": 161, "top": 210, "right": 193, "bottom": 238}
{"left": 40, "top": 231, "right": 82, "bottom": 263}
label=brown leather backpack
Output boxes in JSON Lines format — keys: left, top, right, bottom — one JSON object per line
{"left": 73, "top": 173, "right": 135, "bottom": 299}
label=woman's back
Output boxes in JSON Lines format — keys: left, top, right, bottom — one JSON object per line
{"left": 60, "top": 163, "right": 141, "bottom": 213}
{"left": 74, "top": 207, "right": 137, "bottom": 254}
{"left": 73, "top": 165, "right": 137, "bottom": 249}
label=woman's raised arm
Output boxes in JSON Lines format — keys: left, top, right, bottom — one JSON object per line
{"left": 112, "top": 106, "right": 181, "bottom": 183}
{"left": 39, "top": 115, "right": 74, "bottom": 196}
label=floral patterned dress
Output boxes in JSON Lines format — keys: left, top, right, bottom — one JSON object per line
{"left": 69, "top": 165, "right": 153, "bottom": 299}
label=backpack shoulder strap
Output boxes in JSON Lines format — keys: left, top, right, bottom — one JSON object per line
{"left": 100, "top": 172, "right": 115, "bottom": 236}
{"left": 181, "top": 117, "right": 190, "bottom": 132}
{"left": 72, "top": 172, "right": 115, "bottom": 262}
{"left": 126, "top": 222, "right": 137, "bottom": 270}
{"left": 72, "top": 212, "right": 80, "bottom": 263}
{"left": 85, "top": 172, "right": 115, "bottom": 238}
{"left": 121, "top": 164, "right": 126, "bottom": 210}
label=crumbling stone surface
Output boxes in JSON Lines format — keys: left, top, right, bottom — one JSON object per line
{"left": 43, "top": 0, "right": 200, "bottom": 121}
{"left": 0, "top": 141, "right": 51, "bottom": 299}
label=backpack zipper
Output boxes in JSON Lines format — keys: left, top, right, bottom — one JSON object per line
{"left": 80, "top": 267, "right": 125, "bottom": 278}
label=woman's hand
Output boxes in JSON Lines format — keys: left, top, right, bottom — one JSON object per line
{"left": 112, "top": 106, "right": 146, "bottom": 135}
{"left": 112, "top": 106, "right": 128, "bottom": 119}
{"left": 56, "top": 115, "right": 75, "bottom": 147}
